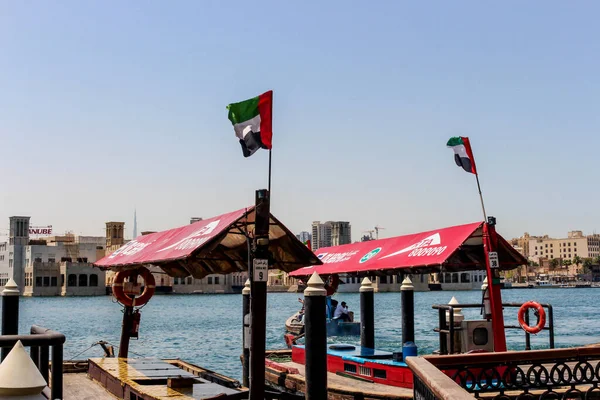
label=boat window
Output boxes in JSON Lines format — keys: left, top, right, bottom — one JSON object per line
{"left": 208, "top": 277, "right": 213, "bottom": 284}
{"left": 214, "top": 276, "right": 220, "bottom": 285}
{"left": 36, "top": 276, "right": 42, "bottom": 287}
{"left": 79, "top": 274, "right": 88, "bottom": 287}
{"left": 68, "top": 274, "right": 77, "bottom": 287}
{"left": 460, "top": 273, "right": 470, "bottom": 283}
{"left": 444, "top": 273, "right": 452, "bottom": 283}
{"left": 51, "top": 277, "right": 57, "bottom": 287}
{"left": 452, "top": 274, "right": 458, "bottom": 283}
{"left": 89, "top": 274, "right": 98, "bottom": 287}
{"left": 380, "top": 276, "right": 387, "bottom": 284}
{"left": 43, "top": 276, "right": 50, "bottom": 287}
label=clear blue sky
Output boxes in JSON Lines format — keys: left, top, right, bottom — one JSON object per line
{"left": 1, "top": 1, "right": 599, "bottom": 241}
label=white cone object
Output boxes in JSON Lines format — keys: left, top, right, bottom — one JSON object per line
{"left": 0, "top": 341, "right": 46, "bottom": 396}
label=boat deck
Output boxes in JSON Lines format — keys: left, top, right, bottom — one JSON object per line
{"left": 64, "top": 371, "right": 116, "bottom": 399}
{"left": 86, "top": 357, "right": 246, "bottom": 400}
{"left": 265, "top": 359, "right": 412, "bottom": 399}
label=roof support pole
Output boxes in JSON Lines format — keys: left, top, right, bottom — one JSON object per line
{"left": 483, "top": 219, "right": 507, "bottom": 352}
{"left": 249, "top": 189, "right": 269, "bottom": 400}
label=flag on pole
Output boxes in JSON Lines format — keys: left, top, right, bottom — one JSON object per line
{"left": 303, "top": 239, "right": 311, "bottom": 250}
{"left": 447, "top": 136, "right": 478, "bottom": 174}
{"left": 226, "top": 90, "right": 273, "bottom": 157}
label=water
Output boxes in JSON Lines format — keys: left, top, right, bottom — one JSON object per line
{"left": 8, "top": 288, "right": 600, "bottom": 380}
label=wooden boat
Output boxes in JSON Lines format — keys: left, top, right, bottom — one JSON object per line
{"left": 285, "top": 311, "right": 361, "bottom": 336}
{"left": 267, "top": 220, "right": 545, "bottom": 395}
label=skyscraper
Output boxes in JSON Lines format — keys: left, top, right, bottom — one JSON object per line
{"left": 311, "top": 221, "right": 351, "bottom": 251}
{"left": 133, "top": 209, "right": 138, "bottom": 239}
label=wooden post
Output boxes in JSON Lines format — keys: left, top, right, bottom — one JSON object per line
{"left": 1, "top": 279, "right": 19, "bottom": 361}
{"left": 249, "top": 189, "right": 269, "bottom": 400}
{"left": 304, "top": 272, "right": 327, "bottom": 400}
{"left": 359, "top": 277, "right": 375, "bottom": 349}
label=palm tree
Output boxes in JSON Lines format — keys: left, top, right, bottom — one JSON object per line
{"left": 549, "top": 258, "right": 559, "bottom": 271}
{"left": 583, "top": 258, "right": 593, "bottom": 274}
{"left": 595, "top": 256, "right": 600, "bottom": 265}
{"left": 573, "top": 255, "right": 583, "bottom": 273}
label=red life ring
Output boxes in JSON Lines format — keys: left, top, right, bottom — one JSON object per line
{"left": 518, "top": 301, "right": 546, "bottom": 334}
{"left": 112, "top": 267, "right": 156, "bottom": 307}
{"left": 324, "top": 274, "right": 340, "bottom": 296}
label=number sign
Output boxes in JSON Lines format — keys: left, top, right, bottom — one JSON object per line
{"left": 253, "top": 259, "right": 268, "bottom": 282}
{"left": 488, "top": 252, "right": 499, "bottom": 269}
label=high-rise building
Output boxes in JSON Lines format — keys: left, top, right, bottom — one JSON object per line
{"left": 133, "top": 209, "right": 138, "bottom": 239}
{"left": 311, "top": 221, "right": 351, "bottom": 251}
{"left": 296, "top": 231, "right": 311, "bottom": 243}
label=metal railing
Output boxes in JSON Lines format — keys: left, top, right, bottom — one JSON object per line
{"left": 432, "top": 302, "right": 554, "bottom": 355}
{"left": 420, "top": 345, "right": 600, "bottom": 399}
{"left": 0, "top": 325, "right": 65, "bottom": 400}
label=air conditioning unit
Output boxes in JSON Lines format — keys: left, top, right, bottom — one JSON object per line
{"left": 461, "top": 320, "right": 494, "bottom": 353}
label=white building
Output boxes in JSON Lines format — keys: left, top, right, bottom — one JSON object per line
{"left": 528, "top": 231, "right": 600, "bottom": 262}
{"left": 171, "top": 272, "right": 247, "bottom": 294}
{"left": 0, "top": 216, "right": 106, "bottom": 294}
{"left": 23, "top": 261, "right": 106, "bottom": 296}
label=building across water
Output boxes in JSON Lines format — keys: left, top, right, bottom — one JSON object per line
{"left": 0, "top": 216, "right": 107, "bottom": 296}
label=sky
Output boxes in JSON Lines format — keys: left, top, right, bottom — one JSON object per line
{"left": 1, "top": 1, "right": 599, "bottom": 242}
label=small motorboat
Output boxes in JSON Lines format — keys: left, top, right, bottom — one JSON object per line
{"left": 285, "top": 310, "right": 361, "bottom": 337}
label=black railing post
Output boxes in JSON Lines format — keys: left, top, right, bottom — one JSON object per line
{"left": 1, "top": 279, "right": 20, "bottom": 361}
{"left": 39, "top": 344, "right": 49, "bottom": 383}
{"left": 438, "top": 308, "right": 448, "bottom": 355}
{"left": 30, "top": 345, "right": 39, "bottom": 368}
{"left": 242, "top": 279, "right": 251, "bottom": 388}
{"left": 51, "top": 343, "right": 63, "bottom": 400}
{"left": 360, "top": 277, "right": 375, "bottom": 349}
{"left": 118, "top": 305, "right": 134, "bottom": 358}
{"left": 304, "top": 272, "right": 327, "bottom": 400}
{"left": 547, "top": 305, "right": 555, "bottom": 349}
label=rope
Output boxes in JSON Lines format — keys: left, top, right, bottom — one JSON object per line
{"left": 67, "top": 343, "right": 98, "bottom": 361}
{"left": 102, "top": 341, "right": 146, "bottom": 358}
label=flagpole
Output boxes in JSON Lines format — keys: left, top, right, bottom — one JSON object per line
{"left": 268, "top": 150, "right": 272, "bottom": 194}
{"left": 475, "top": 173, "right": 487, "bottom": 222}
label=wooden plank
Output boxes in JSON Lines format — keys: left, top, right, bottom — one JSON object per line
{"left": 63, "top": 372, "right": 117, "bottom": 399}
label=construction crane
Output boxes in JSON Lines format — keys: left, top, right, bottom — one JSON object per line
{"left": 362, "top": 229, "right": 375, "bottom": 240}
{"left": 374, "top": 226, "right": 385, "bottom": 240}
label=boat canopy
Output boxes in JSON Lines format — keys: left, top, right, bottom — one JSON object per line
{"left": 94, "top": 207, "right": 322, "bottom": 278}
{"left": 289, "top": 222, "right": 526, "bottom": 277}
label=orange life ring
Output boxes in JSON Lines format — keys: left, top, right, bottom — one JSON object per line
{"left": 324, "top": 274, "right": 340, "bottom": 296}
{"left": 112, "top": 267, "right": 156, "bottom": 307}
{"left": 518, "top": 301, "right": 546, "bottom": 334}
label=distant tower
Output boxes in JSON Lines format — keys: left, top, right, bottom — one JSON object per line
{"left": 105, "top": 222, "right": 125, "bottom": 248}
{"left": 8, "top": 216, "right": 31, "bottom": 288}
{"left": 190, "top": 217, "right": 203, "bottom": 225}
{"left": 133, "top": 209, "right": 138, "bottom": 239}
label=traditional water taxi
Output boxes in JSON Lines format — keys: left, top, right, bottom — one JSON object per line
{"left": 264, "top": 218, "right": 550, "bottom": 397}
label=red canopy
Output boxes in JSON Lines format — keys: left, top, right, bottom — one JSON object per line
{"left": 290, "top": 222, "right": 525, "bottom": 277}
{"left": 94, "top": 207, "right": 321, "bottom": 278}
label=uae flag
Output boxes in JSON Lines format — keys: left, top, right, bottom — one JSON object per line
{"left": 226, "top": 90, "right": 273, "bottom": 157}
{"left": 447, "top": 136, "right": 478, "bottom": 174}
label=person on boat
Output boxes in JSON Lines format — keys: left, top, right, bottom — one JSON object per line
{"left": 333, "top": 301, "right": 351, "bottom": 322}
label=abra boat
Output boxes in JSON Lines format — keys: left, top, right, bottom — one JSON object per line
{"left": 285, "top": 309, "right": 360, "bottom": 337}
{"left": 265, "top": 218, "right": 553, "bottom": 396}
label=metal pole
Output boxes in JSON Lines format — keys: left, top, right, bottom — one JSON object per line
{"left": 118, "top": 306, "right": 134, "bottom": 358}
{"left": 249, "top": 189, "right": 269, "bottom": 400}
{"left": 39, "top": 344, "right": 49, "bottom": 383}
{"left": 483, "top": 220, "right": 507, "bottom": 352}
{"left": 1, "top": 279, "right": 20, "bottom": 361}
{"left": 475, "top": 174, "right": 487, "bottom": 222}
{"left": 242, "top": 279, "right": 251, "bottom": 388}
{"left": 268, "top": 150, "right": 272, "bottom": 194}
{"left": 360, "top": 277, "right": 375, "bottom": 349}
{"left": 304, "top": 272, "right": 327, "bottom": 400}
{"left": 401, "top": 277, "right": 415, "bottom": 345}
{"left": 524, "top": 309, "right": 531, "bottom": 350}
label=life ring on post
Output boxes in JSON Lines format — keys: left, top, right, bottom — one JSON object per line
{"left": 112, "top": 267, "right": 156, "bottom": 307}
{"left": 324, "top": 274, "right": 340, "bottom": 296}
{"left": 518, "top": 301, "right": 546, "bottom": 334}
